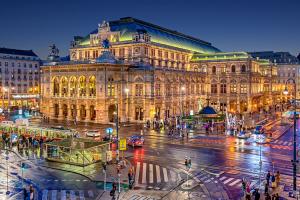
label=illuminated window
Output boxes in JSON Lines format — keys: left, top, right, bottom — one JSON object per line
{"left": 230, "top": 80, "right": 237, "bottom": 93}
{"left": 135, "top": 84, "right": 143, "bottom": 96}
{"left": 241, "top": 84, "right": 247, "bottom": 94}
{"left": 155, "top": 84, "right": 161, "bottom": 96}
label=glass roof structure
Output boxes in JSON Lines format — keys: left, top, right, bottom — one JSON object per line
{"left": 191, "top": 52, "right": 250, "bottom": 61}
{"left": 75, "top": 17, "right": 221, "bottom": 54}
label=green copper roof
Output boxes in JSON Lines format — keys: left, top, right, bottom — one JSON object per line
{"left": 191, "top": 52, "right": 250, "bottom": 61}
{"left": 75, "top": 17, "right": 220, "bottom": 54}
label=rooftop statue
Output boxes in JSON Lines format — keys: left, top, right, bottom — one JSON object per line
{"left": 102, "top": 39, "right": 110, "bottom": 49}
{"left": 49, "top": 44, "right": 59, "bottom": 57}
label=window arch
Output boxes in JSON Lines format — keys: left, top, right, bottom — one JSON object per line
{"left": 212, "top": 66, "right": 216, "bottom": 74}
{"left": 52, "top": 77, "right": 59, "bottom": 96}
{"left": 69, "top": 76, "right": 77, "bottom": 97}
{"left": 88, "top": 76, "right": 96, "bottom": 96}
{"left": 78, "top": 76, "right": 86, "bottom": 97}
{"left": 220, "top": 79, "right": 227, "bottom": 94}
{"left": 60, "top": 76, "right": 68, "bottom": 96}
{"left": 231, "top": 65, "right": 236, "bottom": 73}
{"left": 241, "top": 65, "right": 246, "bottom": 73}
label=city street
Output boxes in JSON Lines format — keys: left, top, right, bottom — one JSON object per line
{"left": 1, "top": 114, "right": 298, "bottom": 199}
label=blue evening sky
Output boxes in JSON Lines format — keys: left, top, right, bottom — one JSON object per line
{"left": 0, "top": 0, "right": 299, "bottom": 59}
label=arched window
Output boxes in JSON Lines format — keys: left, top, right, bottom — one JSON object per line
{"left": 61, "top": 77, "right": 68, "bottom": 96}
{"left": 212, "top": 66, "right": 216, "bottom": 74}
{"left": 230, "top": 80, "right": 237, "bottom": 93}
{"left": 78, "top": 76, "right": 86, "bottom": 97}
{"left": 53, "top": 77, "right": 59, "bottom": 96}
{"left": 241, "top": 65, "right": 246, "bottom": 73}
{"left": 231, "top": 65, "right": 236, "bottom": 73}
{"left": 88, "top": 76, "right": 96, "bottom": 97}
{"left": 211, "top": 84, "right": 217, "bottom": 94}
{"left": 220, "top": 80, "right": 227, "bottom": 94}
{"left": 69, "top": 77, "right": 77, "bottom": 97}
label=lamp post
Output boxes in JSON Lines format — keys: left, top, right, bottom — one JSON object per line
{"left": 283, "top": 78, "right": 297, "bottom": 195}
{"left": 124, "top": 88, "right": 129, "bottom": 122}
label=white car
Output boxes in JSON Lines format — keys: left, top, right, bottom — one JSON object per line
{"left": 86, "top": 130, "right": 101, "bottom": 137}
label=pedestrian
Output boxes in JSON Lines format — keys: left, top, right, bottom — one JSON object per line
{"left": 266, "top": 170, "right": 271, "bottom": 186}
{"left": 29, "top": 185, "right": 34, "bottom": 200}
{"left": 271, "top": 194, "right": 276, "bottom": 200}
{"left": 245, "top": 182, "right": 251, "bottom": 200}
{"left": 271, "top": 174, "right": 276, "bottom": 188}
{"left": 264, "top": 183, "right": 269, "bottom": 195}
{"left": 275, "top": 171, "right": 280, "bottom": 187}
{"left": 275, "top": 193, "right": 279, "bottom": 200}
{"left": 254, "top": 189, "right": 260, "bottom": 200}
{"left": 23, "top": 187, "right": 28, "bottom": 200}
{"left": 265, "top": 193, "right": 271, "bottom": 200}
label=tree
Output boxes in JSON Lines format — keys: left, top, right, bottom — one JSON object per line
{"left": 297, "top": 53, "right": 300, "bottom": 62}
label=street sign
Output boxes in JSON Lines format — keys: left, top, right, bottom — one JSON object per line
{"left": 119, "top": 138, "right": 127, "bottom": 151}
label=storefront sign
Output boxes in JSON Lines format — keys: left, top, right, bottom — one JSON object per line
{"left": 119, "top": 138, "right": 127, "bottom": 151}
{"left": 106, "top": 127, "right": 113, "bottom": 134}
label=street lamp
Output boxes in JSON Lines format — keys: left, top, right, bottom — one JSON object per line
{"left": 283, "top": 78, "right": 297, "bottom": 196}
{"left": 124, "top": 88, "right": 129, "bottom": 122}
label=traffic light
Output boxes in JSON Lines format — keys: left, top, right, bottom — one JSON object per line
{"left": 21, "top": 163, "right": 26, "bottom": 169}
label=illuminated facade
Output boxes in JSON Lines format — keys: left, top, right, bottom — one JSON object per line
{"left": 0, "top": 48, "right": 40, "bottom": 111}
{"left": 40, "top": 17, "right": 280, "bottom": 123}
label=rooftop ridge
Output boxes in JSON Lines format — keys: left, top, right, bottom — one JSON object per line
{"left": 112, "top": 17, "right": 212, "bottom": 46}
{"left": 0, "top": 47, "right": 38, "bottom": 57}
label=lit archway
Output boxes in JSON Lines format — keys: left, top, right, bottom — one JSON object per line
{"left": 52, "top": 77, "right": 60, "bottom": 96}
{"left": 61, "top": 77, "right": 68, "bottom": 96}
{"left": 69, "top": 76, "right": 77, "bottom": 97}
{"left": 78, "top": 76, "right": 86, "bottom": 97}
{"left": 88, "top": 76, "right": 96, "bottom": 97}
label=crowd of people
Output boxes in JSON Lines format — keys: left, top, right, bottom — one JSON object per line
{"left": 242, "top": 170, "right": 281, "bottom": 200}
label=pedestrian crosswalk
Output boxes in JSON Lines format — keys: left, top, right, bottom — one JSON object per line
{"left": 134, "top": 162, "right": 181, "bottom": 189}
{"left": 41, "top": 189, "right": 96, "bottom": 200}
{"left": 195, "top": 171, "right": 261, "bottom": 189}
{"left": 272, "top": 140, "right": 293, "bottom": 146}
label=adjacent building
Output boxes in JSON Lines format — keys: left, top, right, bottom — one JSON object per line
{"left": 40, "top": 17, "right": 281, "bottom": 124}
{"left": 0, "top": 48, "right": 40, "bottom": 111}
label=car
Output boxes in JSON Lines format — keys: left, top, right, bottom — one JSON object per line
{"left": 85, "top": 130, "right": 101, "bottom": 137}
{"left": 237, "top": 130, "right": 251, "bottom": 139}
{"left": 127, "top": 135, "right": 144, "bottom": 147}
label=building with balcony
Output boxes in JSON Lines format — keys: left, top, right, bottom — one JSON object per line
{"left": 0, "top": 48, "right": 40, "bottom": 111}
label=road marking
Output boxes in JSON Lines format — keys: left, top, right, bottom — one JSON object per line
{"left": 219, "top": 176, "right": 227, "bottom": 181}
{"left": 274, "top": 140, "right": 278, "bottom": 144}
{"left": 79, "top": 190, "right": 84, "bottom": 200}
{"left": 51, "top": 190, "right": 57, "bottom": 200}
{"left": 70, "top": 190, "right": 76, "bottom": 200}
{"left": 142, "top": 163, "right": 147, "bottom": 184}
{"left": 149, "top": 164, "right": 153, "bottom": 183}
{"left": 88, "top": 190, "right": 94, "bottom": 197}
{"left": 223, "top": 178, "right": 234, "bottom": 184}
{"left": 229, "top": 179, "right": 241, "bottom": 186}
{"left": 288, "top": 142, "right": 292, "bottom": 146}
{"left": 283, "top": 141, "right": 288, "bottom": 145}
{"left": 170, "top": 170, "right": 177, "bottom": 182}
{"left": 163, "top": 168, "right": 168, "bottom": 182}
{"left": 61, "top": 190, "right": 66, "bottom": 200}
{"left": 278, "top": 141, "right": 283, "bottom": 144}
{"left": 42, "top": 190, "right": 48, "bottom": 200}
{"left": 135, "top": 162, "right": 140, "bottom": 184}
{"left": 156, "top": 165, "right": 161, "bottom": 183}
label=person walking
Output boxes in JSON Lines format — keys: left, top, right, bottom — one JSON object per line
{"left": 29, "top": 185, "right": 34, "bottom": 200}
{"left": 264, "top": 183, "right": 269, "bottom": 195}
{"left": 265, "top": 193, "right": 271, "bottom": 200}
{"left": 254, "top": 189, "right": 260, "bottom": 200}
{"left": 275, "top": 171, "right": 280, "bottom": 187}
{"left": 23, "top": 187, "right": 28, "bottom": 200}
{"left": 266, "top": 170, "right": 271, "bottom": 186}
{"left": 271, "top": 174, "right": 276, "bottom": 188}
